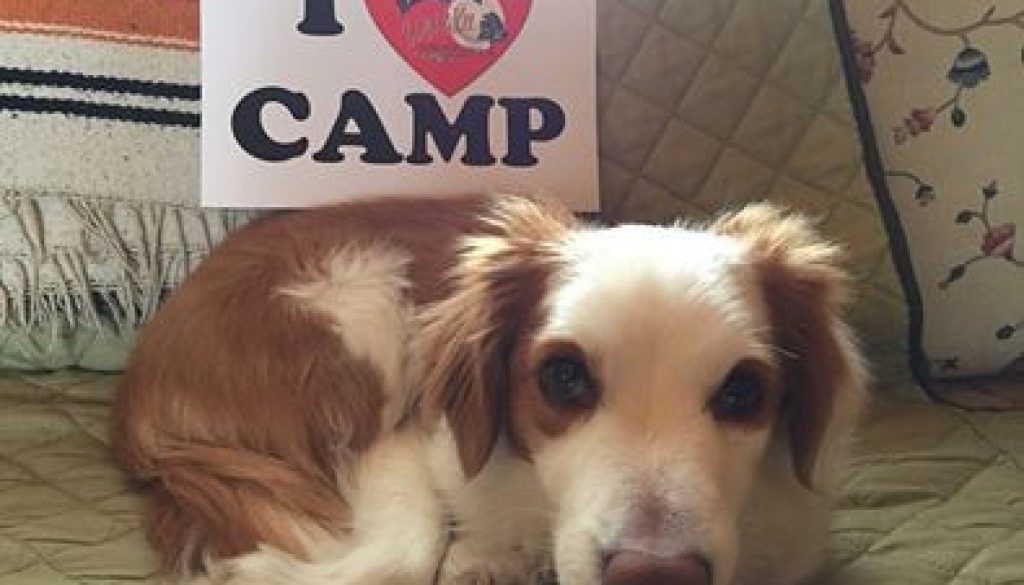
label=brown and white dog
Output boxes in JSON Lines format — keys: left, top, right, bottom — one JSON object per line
{"left": 112, "top": 194, "right": 867, "bottom": 585}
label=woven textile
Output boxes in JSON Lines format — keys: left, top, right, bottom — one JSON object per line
{"left": 0, "top": 0, "right": 262, "bottom": 369}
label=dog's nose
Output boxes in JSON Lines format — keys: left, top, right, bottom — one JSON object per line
{"left": 602, "top": 550, "right": 712, "bottom": 585}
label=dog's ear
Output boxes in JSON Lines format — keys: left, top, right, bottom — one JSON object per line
{"left": 713, "top": 204, "right": 868, "bottom": 490}
{"left": 417, "top": 196, "right": 571, "bottom": 478}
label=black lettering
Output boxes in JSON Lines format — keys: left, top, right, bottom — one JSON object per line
{"left": 498, "top": 98, "right": 566, "bottom": 167}
{"left": 297, "top": 0, "right": 344, "bottom": 35}
{"left": 405, "top": 94, "right": 496, "bottom": 165}
{"left": 313, "top": 90, "right": 403, "bottom": 164}
{"left": 231, "top": 87, "right": 310, "bottom": 162}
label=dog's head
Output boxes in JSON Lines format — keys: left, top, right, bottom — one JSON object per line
{"left": 419, "top": 196, "right": 867, "bottom": 585}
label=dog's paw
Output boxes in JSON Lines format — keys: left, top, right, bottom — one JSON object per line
{"left": 449, "top": 567, "right": 499, "bottom": 585}
{"left": 438, "top": 564, "right": 504, "bottom": 585}
{"left": 210, "top": 542, "right": 446, "bottom": 585}
{"left": 209, "top": 546, "right": 319, "bottom": 585}
{"left": 438, "top": 541, "right": 550, "bottom": 585}
{"left": 437, "top": 543, "right": 496, "bottom": 585}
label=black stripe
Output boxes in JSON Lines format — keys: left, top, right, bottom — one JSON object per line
{"left": 0, "top": 67, "right": 199, "bottom": 101}
{"left": 0, "top": 94, "right": 199, "bottom": 128}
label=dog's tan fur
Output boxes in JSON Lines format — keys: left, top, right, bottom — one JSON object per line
{"left": 112, "top": 195, "right": 866, "bottom": 585}
{"left": 112, "top": 196, "right": 494, "bottom": 571}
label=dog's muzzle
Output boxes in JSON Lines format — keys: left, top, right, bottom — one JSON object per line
{"left": 602, "top": 550, "right": 712, "bottom": 585}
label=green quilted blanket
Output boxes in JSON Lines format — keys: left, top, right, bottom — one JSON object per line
{"left": 0, "top": 370, "right": 1021, "bottom": 584}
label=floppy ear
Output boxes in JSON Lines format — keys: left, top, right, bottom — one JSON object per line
{"left": 713, "top": 204, "right": 868, "bottom": 490}
{"left": 417, "top": 196, "right": 571, "bottom": 478}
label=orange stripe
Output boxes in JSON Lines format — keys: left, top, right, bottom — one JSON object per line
{"left": 0, "top": 0, "right": 198, "bottom": 47}
{"left": 1, "top": 21, "right": 198, "bottom": 51}
{"left": 0, "top": 22, "right": 197, "bottom": 51}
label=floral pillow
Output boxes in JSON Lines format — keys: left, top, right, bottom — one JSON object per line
{"left": 832, "top": 1, "right": 1023, "bottom": 381}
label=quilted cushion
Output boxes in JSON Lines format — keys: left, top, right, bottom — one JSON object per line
{"left": 594, "top": 0, "right": 907, "bottom": 373}
{"left": 832, "top": 1, "right": 1024, "bottom": 381}
{"left": 825, "top": 373, "right": 1024, "bottom": 585}
{"left": 2, "top": 370, "right": 1022, "bottom": 584}
{"left": 1, "top": 0, "right": 907, "bottom": 373}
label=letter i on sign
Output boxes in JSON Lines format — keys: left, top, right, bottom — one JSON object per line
{"left": 297, "top": 0, "right": 344, "bottom": 35}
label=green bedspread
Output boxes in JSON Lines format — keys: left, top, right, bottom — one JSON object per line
{"left": 0, "top": 370, "right": 1021, "bottom": 585}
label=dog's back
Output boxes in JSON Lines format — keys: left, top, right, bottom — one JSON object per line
{"left": 111, "top": 195, "right": 491, "bottom": 572}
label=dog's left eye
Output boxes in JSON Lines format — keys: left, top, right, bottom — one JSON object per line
{"left": 710, "top": 366, "right": 765, "bottom": 422}
{"left": 538, "top": 356, "right": 598, "bottom": 409}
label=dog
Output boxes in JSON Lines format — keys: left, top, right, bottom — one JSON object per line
{"left": 111, "top": 194, "right": 867, "bottom": 585}
{"left": 448, "top": 0, "right": 508, "bottom": 49}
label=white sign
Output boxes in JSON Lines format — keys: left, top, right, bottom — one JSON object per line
{"left": 201, "top": 0, "right": 598, "bottom": 210}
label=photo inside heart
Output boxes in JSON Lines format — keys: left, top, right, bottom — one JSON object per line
{"left": 367, "top": 0, "right": 532, "bottom": 96}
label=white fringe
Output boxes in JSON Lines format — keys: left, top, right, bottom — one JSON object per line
{"left": 0, "top": 191, "right": 263, "bottom": 331}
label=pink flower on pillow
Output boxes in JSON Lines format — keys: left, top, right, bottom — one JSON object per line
{"left": 981, "top": 223, "right": 1016, "bottom": 258}
{"left": 892, "top": 108, "right": 935, "bottom": 144}
{"left": 939, "top": 182, "right": 1021, "bottom": 291}
{"left": 909, "top": 108, "right": 935, "bottom": 131}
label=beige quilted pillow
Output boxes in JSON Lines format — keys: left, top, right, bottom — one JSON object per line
{"left": 833, "top": 1, "right": 1023, "bottom": 380}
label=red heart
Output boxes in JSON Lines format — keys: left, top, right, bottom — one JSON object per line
{"left": 367, "top": 0, "right": 532, "bottom": 97}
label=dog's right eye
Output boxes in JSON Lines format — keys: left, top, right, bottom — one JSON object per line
{"left": 538, "top": 356, "right": 598, "bottom": 409}
{"left": 710, "top": 365, "right": 765, "bottom": 423}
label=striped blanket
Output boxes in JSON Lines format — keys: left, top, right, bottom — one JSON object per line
{"left": 0, "top": 2, "right": 260, "bottom": 370}
{"left": 1, "top": 0, "right": 200, "bottom": 205}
